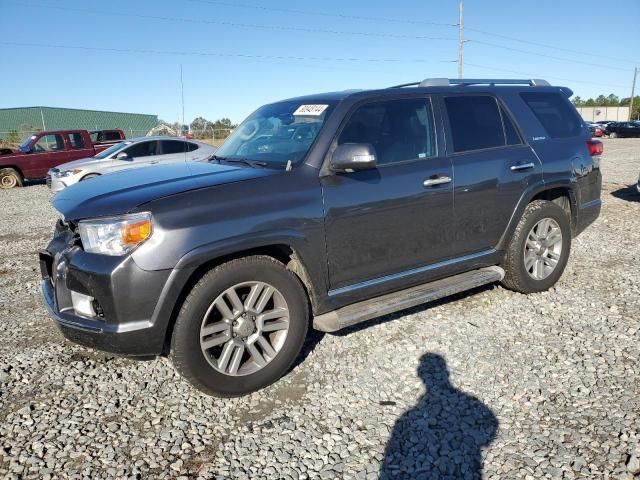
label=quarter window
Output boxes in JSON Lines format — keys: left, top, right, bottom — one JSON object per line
{"left": 501, "top": 107, "right": 522, "bottom": 145}
{"left": 338, "top": 98, "right": 436, "bottom": 165}
{"left": 520, "top": 92, "right": 582, "bottom": 138}
{"left": 444, "top": 96, "right": 505, "bottom": 152}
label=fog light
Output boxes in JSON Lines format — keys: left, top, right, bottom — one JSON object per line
{"left": 71, "top": 290, "right": 96, "bottom": 318}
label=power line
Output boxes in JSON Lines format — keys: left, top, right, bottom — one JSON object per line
{"left": 186, "top": 0, "right": 457, "bottom": 28}
{"left": 469, "top": 40, "right": 630, "bottom": 72}
{"left": 7, "top": 2, "right": 456, "bottom": 42}
{"left": 10, "top": 1, "right": 635, "bottom": 72}
{"left": 1, "top": 40, "right": 628, "bottom": 92}
{"left": 186, "top": 0, "right": 639, "bottom": 65}
{"left": 466, "top": 27, "right": 639, "bottom": 65}
{"left": 0, "top": 41, "right": 442, "bottom": 64}
{"left": 465, "top": 62, "right": 628, "bottom": 89}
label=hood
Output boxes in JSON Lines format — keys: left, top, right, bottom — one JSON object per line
{"left": 52, "top": 161, "right": 279, "bottom": 220}
{"left": 54, "top": 156, "right": 105, "bottom": 171}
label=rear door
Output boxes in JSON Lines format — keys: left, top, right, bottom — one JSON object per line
{"left": 322, "top": 96, "right": 454, "bottom": 293}
{"left": 441, "top": 94, "right": 541, "bottom": 255}
{"left": 65, "top": 131, "right": 94, "bottom": 162}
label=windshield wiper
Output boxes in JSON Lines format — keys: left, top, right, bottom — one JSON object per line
{"left": 220, "top": 158, "right": 268, "bottom": 168}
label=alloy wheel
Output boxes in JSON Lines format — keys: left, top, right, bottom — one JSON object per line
{"left": 199, "top": 281, "right": 290, "bottom": 376}
{"left": 523, "top": 218, "right": 563, "bottom": 280}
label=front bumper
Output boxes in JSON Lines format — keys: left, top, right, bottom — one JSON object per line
{"left": 47, "top": 174, "right": 73, "bottom": 193}
{"left": 39, "top": 224, "right": 174, "bottom": 356}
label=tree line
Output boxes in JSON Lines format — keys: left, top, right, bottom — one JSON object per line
{"left": 572, "top": 94, "right": 640, "bottom": 118}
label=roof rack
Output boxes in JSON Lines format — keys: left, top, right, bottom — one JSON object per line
{"left": 389, "top": 78, "right": 551, "bottom": 88}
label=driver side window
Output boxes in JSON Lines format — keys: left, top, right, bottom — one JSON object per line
{"left": 34, "top": 134, "right": 64, "bottom": 152}
{"left": 338, "top": 98, "right": 436, "bottom": 165}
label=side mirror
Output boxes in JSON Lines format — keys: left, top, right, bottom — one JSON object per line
{"left": 116, "top": 152, "right": 129, "bottom": 160}
{"left": 330, "top": 143, "right": 377, "bottom": 172}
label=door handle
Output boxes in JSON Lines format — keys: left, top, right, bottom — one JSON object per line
{"left": 423, "top": 176, "right": 452, "bottom": 187}
{"left": 510, "top": 162, "right": 535, "bottom": 171}
{"left": 150, "top": 160, "right": 159, "bottom": 164}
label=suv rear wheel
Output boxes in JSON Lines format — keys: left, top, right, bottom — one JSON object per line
{"left": 171, "top": 255, "right": 309, "bottom": 397}
{"left": 501, "top": 200, "right": 571, "bottom": 294}
{"left": 0, "top": 168, "right": 23, "bottom": 189}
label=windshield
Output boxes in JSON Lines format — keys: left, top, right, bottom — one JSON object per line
{"left": 94, "top": 141, "right": 130, "bottom": 159}
{"left": 215, "top": 100, "right": 336, "bottom": 167}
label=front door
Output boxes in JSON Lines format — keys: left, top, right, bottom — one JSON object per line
{"left": 23, "top": 133, "right": 70, "bottom": 179}
{"left": 322, "top": 96, "right": 454, "bottom": 293}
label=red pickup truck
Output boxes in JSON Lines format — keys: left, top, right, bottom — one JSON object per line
{"left": 0, "top": 129, "right": 125, "bottom": 189}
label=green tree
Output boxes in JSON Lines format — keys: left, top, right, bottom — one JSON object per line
{"left": 572, "top": 96, "right": 584, "bottom": 107}
{"left": 595, "top": 95, "right": 607, "bottom": 106}
{"left": 584, "top": 98, "right": 596, "bottom": 107}
{"left": 605, "top": 94, "right": 620, "bottom": 106}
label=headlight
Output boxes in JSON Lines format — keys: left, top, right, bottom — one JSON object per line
{"left": 54, "top": 169, "right": 83, "bottom": 178}
{"left": 78, "top": 212, "right": 153, "bottom": 256}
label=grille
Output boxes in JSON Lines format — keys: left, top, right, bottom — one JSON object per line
{"left": 46, "top": 174, "right": 52, "bottom": 188}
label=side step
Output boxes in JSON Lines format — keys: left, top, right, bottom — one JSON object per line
{"left": 313, "top": 266, "right": 504, "bottom": 333}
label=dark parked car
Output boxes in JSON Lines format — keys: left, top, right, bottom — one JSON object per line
{"left": 585, "top": 122, "right": 603, "bottom": 137}
{"left": 40, "top": 78, "right": 602, "bottom": 396}
{"left": 606, "top": 121, "right": 640, "bottom": 138}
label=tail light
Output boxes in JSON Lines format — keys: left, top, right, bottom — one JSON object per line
{"left": 586, "top": 140, "right": 603, "bottom": 156}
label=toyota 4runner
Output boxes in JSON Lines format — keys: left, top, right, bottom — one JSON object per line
{"left": 40, "top": 78, "right": 602, "bottom": 396}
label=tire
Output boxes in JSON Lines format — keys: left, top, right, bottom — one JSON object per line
{"left": 500, "top": 200, "right": 571, "bottom": 294}
{"left": 0, "top": 168, "right": 23, "bottom": 189}
{"left": 609, "top": 132, "right": 618, "bottom": 139}
{"left": 170, "top": 255, "right": 309, "bottom": 397}
{"left": 80, "top": 173, "right": 99, "bottom": 181}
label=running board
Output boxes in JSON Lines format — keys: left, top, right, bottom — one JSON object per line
{"left": 313, "top": 266, "right": 504, "bottom": 333}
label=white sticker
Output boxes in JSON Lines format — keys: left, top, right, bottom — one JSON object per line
{"left": 293, "top": 104, "right": 328, "bottom": 116}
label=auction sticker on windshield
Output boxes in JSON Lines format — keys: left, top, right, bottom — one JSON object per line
{"left": 293, "top": 104, "right": 328, "bottom": 116}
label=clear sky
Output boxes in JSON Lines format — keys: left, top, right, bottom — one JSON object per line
{"left": 1, "top": 0, "right": 638, "bottom": 124}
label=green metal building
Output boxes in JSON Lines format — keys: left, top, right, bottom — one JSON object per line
{"left": 0, "top": 106, "right": 158, "bottom": 138}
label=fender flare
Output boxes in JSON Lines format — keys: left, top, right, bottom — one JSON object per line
{"left": 495, "top": 179, "right": 578, "bottom": 252}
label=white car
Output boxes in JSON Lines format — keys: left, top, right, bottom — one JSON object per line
{"left": 47, "top": 136, "right": 216, "bottom": 192}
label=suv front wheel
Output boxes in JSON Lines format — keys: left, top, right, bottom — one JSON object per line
{"left": 171, "top": 255, "right": 309, "bottom": 397}
{"left": 501, "top": 200, "right": 571, "bottom": 294}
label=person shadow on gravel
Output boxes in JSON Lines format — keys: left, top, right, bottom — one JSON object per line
{"left": 380, "top": 353, "right": 498, "bottom": 480}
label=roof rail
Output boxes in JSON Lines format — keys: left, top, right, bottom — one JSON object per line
{"left": 389, "top": 78, "right": 551, "bottom": 88}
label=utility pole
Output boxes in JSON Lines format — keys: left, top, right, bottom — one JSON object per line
{"left": 457, "top": 1, "right": 463, "bottom": 79}
{"left": 180, "top": 64, "right": 186, "bottom": 133}
{"left": 629, "top": 67, "right": 637, "bottom": 121}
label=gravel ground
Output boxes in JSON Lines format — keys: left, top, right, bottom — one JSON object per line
{"left": 1, "top": 138, "right": 639, "bottom": 479}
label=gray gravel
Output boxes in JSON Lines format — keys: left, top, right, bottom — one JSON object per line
{"left": 1, "top": 138, "right": 639, "bottom": 479}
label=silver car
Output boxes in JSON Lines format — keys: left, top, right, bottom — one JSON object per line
{"left": 47, "top": 136, "right": 216, "bottom": 192}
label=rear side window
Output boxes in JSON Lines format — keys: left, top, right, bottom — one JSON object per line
{"left": 68, "top": 133, "right": 86, "bottom": 149}
{"left": 520, "top": 92, "right": 582, "bottom": 138}
{"left": 124, "top": 141, "right": 158, "bottom": 158}
{"left": 186, "top": 142, "right": 199, "bottom": 152}
{"left": 161, "top": 140, "right": 188, "bottom": 154}
{"left": 445, "top": 96, "right": 505, "bottom": 152}
{"left": 104, "top": 131, "right": 121, "bottom": 141}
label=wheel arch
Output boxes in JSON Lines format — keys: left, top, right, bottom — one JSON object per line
{"left": 160, "top": 241, "right": 322, "bottom": 355}
{"left": 496, "top": 181, "right": 578, "bottom": 252}
{"left": 0, "top": 165, "right": 25, "bottom": 178}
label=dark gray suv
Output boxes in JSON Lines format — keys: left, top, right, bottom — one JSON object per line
{"left": 40, "top": 78, "right": 603, "bottom": 396}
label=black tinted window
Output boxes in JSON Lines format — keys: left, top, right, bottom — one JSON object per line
{"left": 161, "top": 140, "right": 188, "bottom": 154}
{"left": 338, "top": 98, "right": 436, "bottom": 165}
{"left": 501, "top": 107, "right": 522, "bottom": 145}
{"left": 68, "top": 133, "right": 85, "bottom": 149}
{"left": 520, "top": 92, "right": 582, "bottom": 138}
{"left": 445, "top": 96, "right": 504, "bottom": 152}
{"left": 124, "top": 141, "right": 158, "bottom": 158}
{"left": 104, "top": 131, "right": 121, "bottom": 141}
{"left": 186, "top": 142, "right": 199, "bottom": 152}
